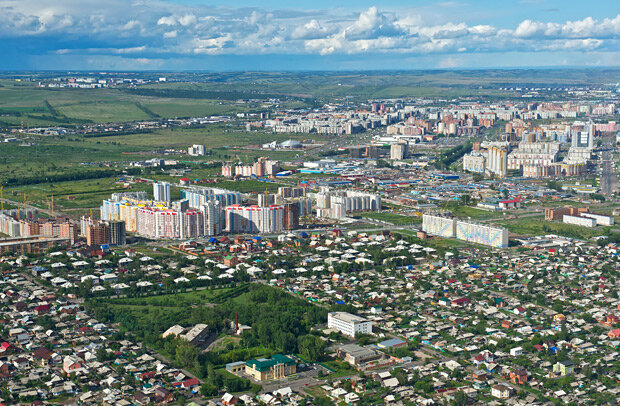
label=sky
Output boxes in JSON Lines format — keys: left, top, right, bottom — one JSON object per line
{"left": 1, "top": 0, "right": 619, "bottom": 71}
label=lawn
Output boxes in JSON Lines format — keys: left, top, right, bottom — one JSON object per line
{"left": 319, "top": 359, "right": 356, "bottom": 379}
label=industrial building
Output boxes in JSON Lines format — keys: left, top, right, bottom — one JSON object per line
{"left": 0, "top": 235, "right": 72, "bottom": 254}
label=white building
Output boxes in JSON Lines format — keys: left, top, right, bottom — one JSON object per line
{"left": 153, "top": 182, "right": 171, "bottom": 203}
{"left": 463, "top": 153, "right": 486, "bottom": 174}
{"left": 327, "top": 312, "right": 372, "bottom": 338}
{"left": 487, "top": 146, "right": 508, "bottom": 178}
{"left": 580, "top": 212, "right": 614, "bottom": 226}
{"left": 390, "top": 142, "right": 408, "bottom": 160}
{"left": 225, "top": 204, "right": 285, "bottom": 234}
{"left": 188, "top": 144, "right": 206, "bottom": 156}
{"left": 563, "top": 214, "right": 596, "bottom": 228}
{"left": 422, "top": 214, "right": 456, "bottom": 238}
{"left": 455, "top": 220, "right": 509, "bottom": 248}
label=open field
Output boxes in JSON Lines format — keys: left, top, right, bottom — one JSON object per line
{"left": 209, "top": 180, "right": 289, "bottom": 194}
{"left": 0, "top": 80, "right": 300, "bottom": 127}
{"left": 3, "top": 69, "right": 618, "bottom": 128}
{"left": 0, "top": 127, "right": 327, "bottom": 186}
{"left": 449, "top": 205, "right": 508, "bottom": 220}
{"left": 360, "top": 211, "right": 422, "bottom": 225}
{"left": 105, "top": 285, "right": 250, "bottom": 308}
{"left": 494, "top": 217, "right": 613, "bottom": 240}
{"left": 395, "top": 230, "right": 480, "bottom": 250}
{"left": 5, "top": 177, "right": 153, "bottom": 213}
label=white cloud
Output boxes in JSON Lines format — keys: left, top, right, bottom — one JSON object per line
{"left": 291, "top": 19, "right": 332, "bottom": 40}
{"left": 157, "top": 16, "right": 176, "bottom": 26}
{"left": 0, "top": 0, "right": 617, "bottom": 63}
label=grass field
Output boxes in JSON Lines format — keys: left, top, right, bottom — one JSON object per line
{"left": 210, "top": 180, "right": 288, "bottom": 194}
{"left": 105, "top": 285, "right": 249, "bottom": 308}
{"left": 0, "top": 81, "right": 267, "bottom": 126}
{"left": 446, "top": 204, "right": 507, "bottom": 220}
{"left": 142, "top": 100, "right": 245, "bottom": 118}
{"left": 395, "top": 229, "right": 488, "bottom": 250}
{"left": 55, "top": 101, "right": 152, "bottom": 123}
{"left": 494, "top": 217, "right": 612, "bottom": 239}
{"left": 360, "top": 211, "right": 421, "bottom": 225}
{"left": 5, "top": 177, "right": 153, "bottom": 214}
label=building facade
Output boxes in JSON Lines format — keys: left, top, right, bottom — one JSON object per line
{"left": 328, "top": 312, "right": 372, "bottom": 338}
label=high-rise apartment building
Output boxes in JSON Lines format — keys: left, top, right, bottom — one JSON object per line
{"left": 153, "top": 182, "right": 171, "bottom": 203}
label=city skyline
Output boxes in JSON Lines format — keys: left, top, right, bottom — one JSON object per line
{"left": 1, "top": 0, "right": 619, "bottom": 70}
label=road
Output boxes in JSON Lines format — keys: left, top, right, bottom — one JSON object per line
{"left": 599, "top": 136, "right": 617, "bottom": 196}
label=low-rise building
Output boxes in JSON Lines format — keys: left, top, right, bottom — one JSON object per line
{"left": 245, "top": 355, "right": 296, "bottom": 381}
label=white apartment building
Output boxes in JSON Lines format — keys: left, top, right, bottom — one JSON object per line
{"left": 188, "top": 144, "right": 206, "bottom": 156}
{"left": 328, "top": 312, "right": 372, "bottom": 338}
{"left": 153, "top": 182, "right": 171, "bottom": 203}
{"left": 463, "top": 153, "right": 486, "bottom": 173}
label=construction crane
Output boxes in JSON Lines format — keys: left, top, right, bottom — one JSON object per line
{"left": 0, "top": 185, "right": 3, "bottom": 211}
{"left": 440, "top": 199, "right": 450, "bottom": 216}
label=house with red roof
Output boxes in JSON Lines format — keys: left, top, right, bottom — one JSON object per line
{"left": 0, "top": 342, "right": 11, "bottom": 353}
{"left": 608, "top": 329, "right": 620, "bottom": 339}
{"left": 34, "top": 304, "right": 50, "bottom": 315}
{"left": 451, "top": 297, "right": 471, "bottom": 307}
{"left": 602, "top": 314, "right": 619, "bottom": 326}
{"left": 181, "top": 378, "right": 200, "bottom": 390}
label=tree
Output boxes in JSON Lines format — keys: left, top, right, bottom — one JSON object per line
{"left": 454, "top": 391, "right": 467, "bottom": 406}
{"left": 96, "top": 348, "right": 110, "bottom": 363}
{"left": 200, "top": 383, "right": 218, "bottom": 397}
{"left": 298, "top": 335, "right": 327, "bottom": 362}
{"left": 175, "top": 340, "right": 200, "bottom": 369}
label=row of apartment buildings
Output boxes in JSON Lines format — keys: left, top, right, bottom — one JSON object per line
{"left": 422, "top": 214, "right": 509, "bottom": 248}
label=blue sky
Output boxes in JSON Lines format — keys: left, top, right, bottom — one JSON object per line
{"left": 1, "top": 0, "right": 618, "bottom": 70}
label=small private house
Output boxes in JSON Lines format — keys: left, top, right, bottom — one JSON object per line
{"left": 245, "top": 355, "right": 296, "bottom": 381}
{"left": 491, "top": 384, "right": 511, "bottom": 399}
{"left": 510, "top": 346, "right": 523, "bottom": 356}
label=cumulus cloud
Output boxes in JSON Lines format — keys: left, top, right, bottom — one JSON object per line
{"left": 0, "top": 0, "right": 617, "bottom": 66}
{"left": 290, "top": 19, "right": 332, "bottom": 40}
